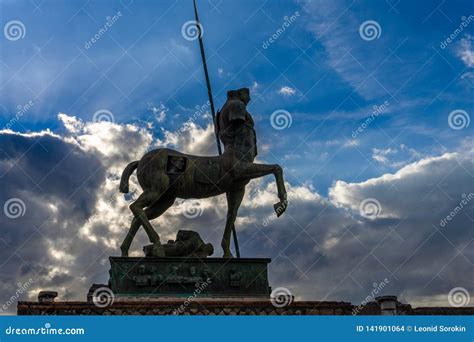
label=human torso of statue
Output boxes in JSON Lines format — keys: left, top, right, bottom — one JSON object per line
{"left": 218, "top": 98, "right": 257, "bottom": 163}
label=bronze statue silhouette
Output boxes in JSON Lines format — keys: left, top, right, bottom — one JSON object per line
{"left": 119, "top": 88, "right": 288, "bottom": 258}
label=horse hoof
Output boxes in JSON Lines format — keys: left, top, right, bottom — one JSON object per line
{"left": 273, "top": 201, "right": 287, "bottom": 217}
{"left": 223, "top": 252, "right": 234, "bottom": 258}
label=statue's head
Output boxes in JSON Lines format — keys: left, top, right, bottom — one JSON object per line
{"left": 227, "top": 87, "right": 250, "bottom": 105}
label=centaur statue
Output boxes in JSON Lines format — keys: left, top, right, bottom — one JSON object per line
{"left": 119, "top": 2, "right": 287, "bottom": 258}
{"left": 119, "top": 87, "right": 288, "bottom": 258}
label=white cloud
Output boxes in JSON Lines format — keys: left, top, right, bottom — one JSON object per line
{"left": 148, "top": 103, "right": 167, "bottom": 123}
{"left": 458, "top": 35, "right": 474, "bottom": 68}
{"left": 330, "top": 150, "right": 473, "bottom": 221}
{"left": 251, "top": 81, "right": 259, "bottom": 92}
{"left": 158, "top": 122, "right": 217, "bottom": 156}
{"left": 277, "top": 86, "right": 296, "bottom": 96}
{"left": 58, "top": 113, "right": 153, "bottom": 169}
{"left": 372, "top": 147, "right": 394, "bottom": 164}
{"left": 343, "top": 139, "right": 359, "bottom": 148}
{"left": 371, "top": 144, "right": 423, "bottom": 168}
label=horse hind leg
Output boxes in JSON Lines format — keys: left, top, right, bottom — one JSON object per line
{"left": 130, "top": 191, "right": 163, "bottom": 241}
{"left": 120, "top": 193, "right": 176, "bottom": 257}
{"left": 120, "top": 217, "right": 140, "bottom": 257}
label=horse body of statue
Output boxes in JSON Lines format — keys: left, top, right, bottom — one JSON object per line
{"left": 119, "top": 88, "right": 288, "bottom": 258}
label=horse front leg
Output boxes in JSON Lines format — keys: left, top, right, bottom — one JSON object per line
{"left": 222, "top": 188, "right": 245, "bottom": 258}
{"left": 235, "top": 162, "right": 287, "bottom": 216}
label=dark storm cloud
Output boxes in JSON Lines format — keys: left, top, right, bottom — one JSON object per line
{"left": 251, "top": 152, "right": 474, "bottom": 306}
{"left": 0, "top": 131, "right": 106, "bottom": 313}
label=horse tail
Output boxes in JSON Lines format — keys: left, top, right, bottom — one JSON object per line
{"left": 119, "top": 161, "right": 139, "bottom": 193}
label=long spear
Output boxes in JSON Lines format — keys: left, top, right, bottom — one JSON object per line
{"left": 193, "top": 0, "right": 221, "bottom": 155}
{"left": 193, "top": 0, "right": 240, "bottom": 258}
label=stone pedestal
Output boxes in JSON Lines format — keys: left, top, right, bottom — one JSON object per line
{"left": 17, "top": 295, "right": 474, "bottom": 315}
{"left": 108, "top": 257, "right": 271, "bottom": 298}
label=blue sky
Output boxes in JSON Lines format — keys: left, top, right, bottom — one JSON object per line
{"left": 1, "top": 0, "right": 471, "bottom": 193}
{"left": 0, "top": 0, "right": 473, "bottom": 310}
